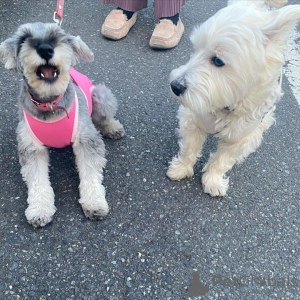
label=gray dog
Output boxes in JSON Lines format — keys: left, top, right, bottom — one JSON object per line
{"left": 0, "top": 23, "right": 124, "bottom": 227}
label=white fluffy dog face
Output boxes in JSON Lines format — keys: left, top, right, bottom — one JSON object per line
{"left": 170, "top": 1, "right": 300, "bottom": 115}
{"left": 0, "top": 23, "right": 94, "bottom": 99}
{"left": 167, "top": 1, "right": 300, "bottom": 197}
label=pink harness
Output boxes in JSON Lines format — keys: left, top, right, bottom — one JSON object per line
{"left": 24, "top": 68, "right": 93, "bottom": 148}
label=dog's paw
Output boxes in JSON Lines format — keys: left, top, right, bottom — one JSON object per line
{"left": 101, "top": 119, "right": 125, "bottom": 139}
{"left": 81, "top": 199, "right": 109, "bottom": 221}
{"left": 202, "top": 172, "right": 229, "bottom": 197}
{"left": 166, "top": 157, "right": 194, "bottom": 180}
{"left": 25, "top": 205, "right": 56, "bottom": 228}
{"left": 82, "top": 207, "right": 109, "bottom": 221}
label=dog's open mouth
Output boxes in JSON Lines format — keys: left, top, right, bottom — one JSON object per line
{"left": 36, "top": 65, "right": 60, "bottom": 83}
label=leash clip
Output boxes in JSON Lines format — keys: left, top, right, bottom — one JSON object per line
{"left": 46, "top": 102, "right": 55, "bottom": 113}
{"left": 53, "top": 12, "right": 63, "bottom": 26}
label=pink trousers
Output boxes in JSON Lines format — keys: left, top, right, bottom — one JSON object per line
{"left": 101, "top": 0, "right": 189, "bottom": 19}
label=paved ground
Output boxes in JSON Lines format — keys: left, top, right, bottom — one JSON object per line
{"left": 0, "top": 0, "right": 299, "bottom": 299}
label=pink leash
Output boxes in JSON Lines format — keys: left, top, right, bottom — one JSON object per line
{"left": 53, "top": 0, "right": 64, "bottom": 26}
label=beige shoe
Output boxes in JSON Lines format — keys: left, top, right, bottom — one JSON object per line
{"left": 149, "top": 18, "right": 184, "bottom": 49}
{"left": 101, "top": 9, "right": 137, "bottom": 40}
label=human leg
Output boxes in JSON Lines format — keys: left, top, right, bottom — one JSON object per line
{"left": 102, "top": 0, "right": 147, "bottom": 12}
{"left": 153, "top": 0, "right": 189, "bottom": 19}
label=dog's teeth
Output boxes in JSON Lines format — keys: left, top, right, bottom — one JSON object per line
{"left": 41, "top": 73, "right": 45, "bottom": 78}
{"left": 54, "top": 72, "right": 57, "bottom": 77}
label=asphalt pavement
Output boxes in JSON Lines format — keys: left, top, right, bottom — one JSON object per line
{"left": 0, "top": 0, "right": 299, "bottom": 299}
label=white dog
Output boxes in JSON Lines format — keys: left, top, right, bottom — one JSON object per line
{"left": 0, "top": 23, "right": 125, "bottom": 227}
{"left": 167, "top": 0, "right": 300, "bottom": 196}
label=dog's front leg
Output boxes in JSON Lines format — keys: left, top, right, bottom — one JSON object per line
{"left": 202, "top": 128, "right": 264, "bottom": 197}
{"left": 72, "top": 126, "right": 109, "bottom": 220}
{"left": 17, "top": 121, "right": 56, "bottom": 227}
{"left": 167, "top": 105, "right": 207, "bottom": 180}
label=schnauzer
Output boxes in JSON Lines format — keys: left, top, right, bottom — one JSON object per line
{"left": 0, "top": 23, "right": 125, "bottom": 227}
{"left": 167, "top": 0, "right": 300, "bottom": 196}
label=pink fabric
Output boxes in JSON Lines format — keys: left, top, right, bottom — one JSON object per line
{"left": 56, "top": 0, "right": 65, "bottom": 19}
{"left": 102, "top": 0, "right": 147, "bottom": 12}
{"left": 24, "top": 95, "right": 78, "bottom": 148}
{"left": 101, "top": 0, "right": 189, "bottom": 19}
{"left": 24, "top": 68, "right": 93, "bottom": 148}
{"left": 69, "top": 67, "right": 93, "bottom": 115}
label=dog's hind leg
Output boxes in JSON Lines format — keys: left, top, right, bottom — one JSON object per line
{"left": 202, "top": 123, "right": 269, "bottom": 197}
{"left": 17, "top": 121, "right": 56, "bottom": 228}
{"left": 167, "top": 105, "right": 207, "bottom": 181}
{"left": 72, "top": 123, "right": 109, "bottom": 220}
{"left": 91, "top": 84, "right": 125, "bottom": 139}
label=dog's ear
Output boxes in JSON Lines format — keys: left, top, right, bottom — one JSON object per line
{"left": 0, "top": 37, "right": 18, "bottom": 70}
{"left": 67, "top": 35, "right": 94, "bottom": 64}
{"left": 263, "top": 5, "right": 300, "bottom": 47}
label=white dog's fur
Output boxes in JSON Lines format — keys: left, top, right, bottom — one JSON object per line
{"left": 167, "top": 0, "right": 300, "bottom": 196}
{"left": 0, "top": 23, "right": 124, "bottom": 227}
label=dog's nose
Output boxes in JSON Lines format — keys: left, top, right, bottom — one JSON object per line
{"left": 170, "top": 79, "right": 187, "bottom": 96}
{"left": 37, "top": 43, "right": 54, "bottom": 61}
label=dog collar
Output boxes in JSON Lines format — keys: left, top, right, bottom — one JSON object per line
{"left": 28, "top": 91, "right": 69, "bottom": 118}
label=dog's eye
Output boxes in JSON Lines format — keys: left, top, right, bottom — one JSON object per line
{"left": 17, "top": 33, "right": 32, "bottom": 55}
{"left": 211, "top": 56, "right": 225, "bottom": 67}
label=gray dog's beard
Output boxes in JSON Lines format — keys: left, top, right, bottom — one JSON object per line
{"left": 23, "top": 76, "right": 61, "bottom": 102}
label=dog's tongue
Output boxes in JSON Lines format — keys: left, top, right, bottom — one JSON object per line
{"left": 40, "top": 66, "right": 55, "bottom": 78}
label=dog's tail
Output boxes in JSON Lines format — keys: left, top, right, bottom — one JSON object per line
{"left": 91, "top": 84, "right": 125, "bottom": 139}
{"left": 90, "top": 84, "right": 118, "bottom": 120}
